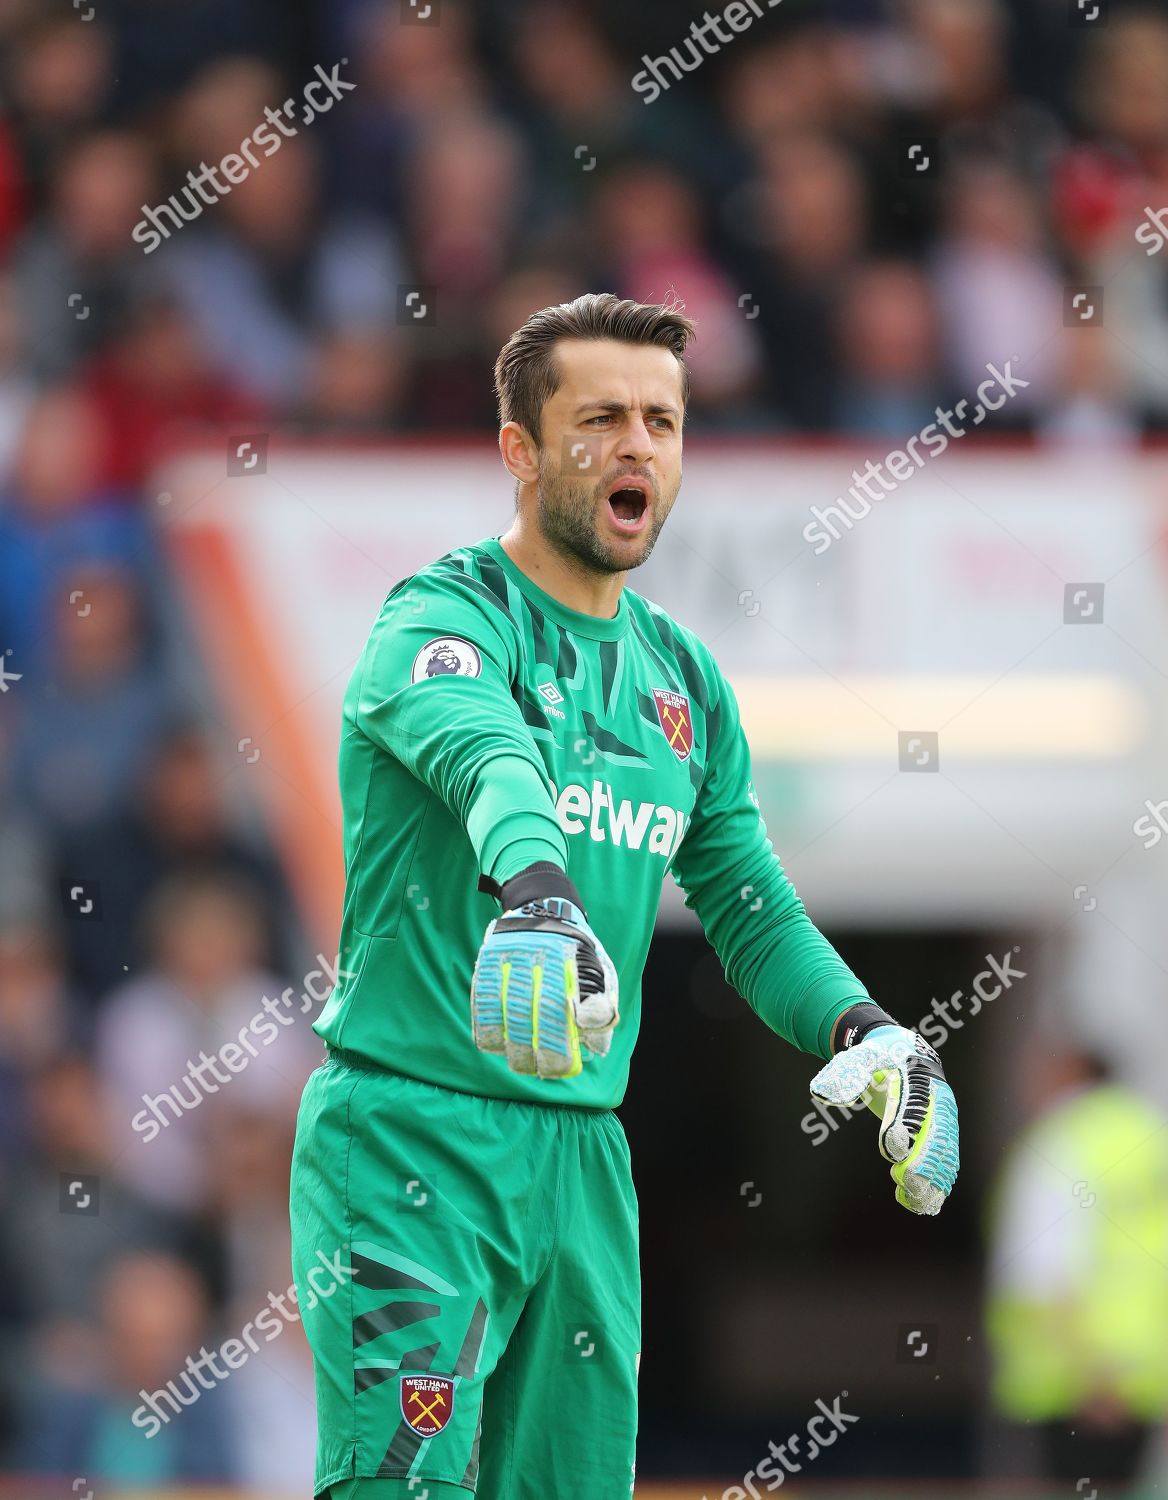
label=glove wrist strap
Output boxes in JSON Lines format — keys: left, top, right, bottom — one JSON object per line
{"left": 833, "top": 1001, "right": 898, "bottom": 1053}
{"left": 477, "top": 862, "right": 585, "bottom": 914}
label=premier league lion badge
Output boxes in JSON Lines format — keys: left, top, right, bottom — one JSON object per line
{"left": 411, "top": 637, "right": 483, "bottom": 684}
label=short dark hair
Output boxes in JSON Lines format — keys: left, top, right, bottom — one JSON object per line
{"left": 493, "top": 291, "right": 695, "bottom": 447}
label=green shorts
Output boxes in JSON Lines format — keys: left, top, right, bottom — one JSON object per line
{"left": 289, "top": 1050, "right": 641, "bottom": 1499}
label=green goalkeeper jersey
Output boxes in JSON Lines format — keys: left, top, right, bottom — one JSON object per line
{"left": 314, "top": 533, "right": 872, "bottom": 1107}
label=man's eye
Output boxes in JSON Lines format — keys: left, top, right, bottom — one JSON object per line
{"left": 587, "top": 415, "right": 612, "bottom": 425}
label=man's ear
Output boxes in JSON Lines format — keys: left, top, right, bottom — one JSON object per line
{"left": 499, "top": 420, "right": 539, "bottom": 484}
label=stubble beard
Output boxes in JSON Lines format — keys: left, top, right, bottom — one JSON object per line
{"left": 534, "top": 449, "right": 674, "bottom": 577}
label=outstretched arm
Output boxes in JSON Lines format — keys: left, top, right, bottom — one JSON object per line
{"left": 354, "top": 568, "right": 568, "bottom": 887}
{"left": 672, "top": 653, "right": 959, "bottom": 1213}
{"left": 355, "top": 567, "right": 618, "bottom": 1079}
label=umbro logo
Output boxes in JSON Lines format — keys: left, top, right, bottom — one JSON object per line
{"left": 537, "top": 680, "right": 566, "bottom": 720}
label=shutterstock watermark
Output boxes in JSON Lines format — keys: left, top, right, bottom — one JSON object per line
{"left": 130, "top": 952, "right": 352, "bottom": 1142}
{"left": 703, "top": 1391, "right": 859, "bottom": 1497}
{"left": 1134, "top": 795, "right": 1168, "bottom": 849}
{"left": 802, "top": 360, "right": 1031, "bottom": 555}
{"left": 1135, "top": 205, "right": 1168, "bottom": 256}
{"left": 801, "top": 948, "right": 1026, "bottom": 1145}
{"left": 132, "top": 60, "right": 357, "bottom": 253}
{"left": 632, "top": 0, "right": 783, "bottom": 105}
{"left": 131, "top": 1247, "right": 352, "bottom": 1437}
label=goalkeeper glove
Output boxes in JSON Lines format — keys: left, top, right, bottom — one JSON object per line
{"left": 809, "top": 1003, "right": 959, "bottom": 1215}
{"left": 471, "top": 862, "right": 619, "bottom": 1080}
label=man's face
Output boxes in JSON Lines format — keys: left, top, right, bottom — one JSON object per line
{"left": 530, "top": 338, "right": 684, "bottom": 575}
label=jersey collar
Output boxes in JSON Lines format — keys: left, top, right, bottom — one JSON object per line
{"left": 482, "top": 536, "right": 630, "bottom": 642}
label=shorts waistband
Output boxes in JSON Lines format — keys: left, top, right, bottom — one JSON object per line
{"left": 325, "top": 1044, "right": 392, "bottom": 1074}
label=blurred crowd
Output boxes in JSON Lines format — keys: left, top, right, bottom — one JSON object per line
{"left": 2, "top": 0, "right": 1168, "bottom": 1488}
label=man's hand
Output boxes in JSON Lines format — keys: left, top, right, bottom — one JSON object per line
{"left": 809, "top": 1010, "right": 959, "bottom": 1215}
{"left": 471, "top": 862, "right": 619, "bottom": 1079}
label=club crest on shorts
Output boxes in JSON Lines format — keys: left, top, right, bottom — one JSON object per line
{"left": 411, "top": 637, "right": 482, "bottom": 684}
{"left": 653, "top": 687, "right": 693, "bottom": 761}
{"left": 400, "top": 1374, "right": 455, "bottom": 1436}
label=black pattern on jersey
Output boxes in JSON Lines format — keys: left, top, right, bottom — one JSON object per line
{"left": 579, "top": 709, "right": 648, "bottom": 762}
{"left": 598, "top": 639, "right": 620, "bottom": 714}
{"left": 428, "top": 559, "right": 521, "bottom": 632}
{"left": 476, "top": 552, "right": 517, "bottom": 619}
{"left": 422, "top": 549, "right": 714, "bottom": 789}
{"left": 383, "top": 576, "right": 414, "bottom": 606}
{"left": 510, "top": 683, "right": 558, "bottom": 740}
{"left": 647, "top": 609, "right": 710, "bottom": 713}
{"left": 556, "top": 629, "right": 577, "bottom": 680}
{"left": 515, "top": 593, "right": 557, "bottom": 671}
{"left": 629, "top": 613, "right": 680, "bottom": 693}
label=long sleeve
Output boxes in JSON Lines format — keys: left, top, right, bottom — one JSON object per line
{"left": 670, "top": 656, "right": 871, "bottom": 1059}
{"left": 352, "top": 570, "right": 568, "bottom": 883}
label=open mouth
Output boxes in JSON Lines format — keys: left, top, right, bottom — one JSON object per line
{"left": 605, "top": 486, "right": 649, "bottom": 532}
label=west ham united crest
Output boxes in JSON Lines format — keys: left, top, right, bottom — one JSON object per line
{"left": 411, "top": 636, "right": 483, "bottom": 685}
{"left": 653, "top": 687, "right": 693, "bottom": 761}
{"left": 400, "top": 1373, "right": 455, "bottom": 1436}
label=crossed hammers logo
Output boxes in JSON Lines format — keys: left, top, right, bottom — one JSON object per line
{"left": 662, "top": 699, "right": 689, "bottom": 750}
{"left": 408, "top": 1388, "right": 447, "bottom": 1429}
{"left": 661, "top": 704, "right": 688, "bottom": 749}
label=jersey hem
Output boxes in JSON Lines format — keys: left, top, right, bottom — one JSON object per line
{"left": 322, "top": 1044, "right": 620, "bottom": 1114}
{"left": 317, "top": 1470, "right": 474, "bottom": 1495}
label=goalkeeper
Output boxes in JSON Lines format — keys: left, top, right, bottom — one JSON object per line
{"left": 289, "top": 293, "right": 959, "bottom": 1500}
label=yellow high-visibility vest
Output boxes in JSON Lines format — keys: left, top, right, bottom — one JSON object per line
{"left": 986, "top": 1084, "right": 1168, "bottom": 1421}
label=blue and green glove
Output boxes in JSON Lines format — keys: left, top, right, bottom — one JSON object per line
{"left": 810, "top": 1003, "right": 959, "bottom": 1215}
{"left": 472, "top": 862, "right": 619, "bottom": 1080}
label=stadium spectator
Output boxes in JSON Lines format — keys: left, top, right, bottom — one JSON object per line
{"left": 159, "top": 59, "right": 404, "bottom": 407}
{"left": 0, "top": 15, "right": 111, "bottom": 217}
{"left": 832, "top": 259, "right": 947, "bottom": 435}
{"left": 1, "top": 563, "right": 184, "bottom": 838}
{"left": 506, "top": 2, "right": 722, "bottom": 226}
{"left": 80, "top": 292, "right": 265, "bottom": 491}
{"left": 929, "top": 154, "right": 1061, "bottom": 418}
{"left": 51, "top": 720, "right": 302, "bottom": 1003}
{"left": 94, "top": 870, "right": 319, "bottom": 1215}
{"left": 397, "top": 108, "right": 528, "bottom": 428}
{"left": 10, "top": 130, "right": 162, "bottom": 379}
{"left": 716, "top": 27, "right": 870, "bottom": 146}
{"left": 728, "top": 130, "right": 870, "bottom": 428}
{"left": 0, "top": 921, "right": 86, "bottom": 1162}
{"left": 0, "top": 386, "right": 155, "bottom": 674}
{"left": 484, "top": 263, "right": 585, "bottom": 359}
{"left": 590, "top": 161, "right": 770, "bottom": 429}
{"left": 902, "top": 0, "right": 1011, "bottom": 128}
{"left": 15, "top": 1250, "right": 238, "bottom": 1485}
{"left": 1056, "top": 12, "right": 1168, "bottom": 427}
{"left": 292, "top": 326, "right": 409, "bottom": 434}
{"left": 211, "top": 1107, "right": 318, "bottom": 1491}
{"left": 985, "top": 1041, "right": 1168, "bottom": 1489}
{"left": 1035, "top": 325, "right": 1142, "bottom": 451}
{"left": 325, "top": 0, "right": 488, "bottom": 221}
{"left": 0, "top": 1054, "right": 197, "bottom": 1389}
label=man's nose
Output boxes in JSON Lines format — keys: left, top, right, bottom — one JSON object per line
{"left": 617, "top": 417, "right": 654, "bottom": 465}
